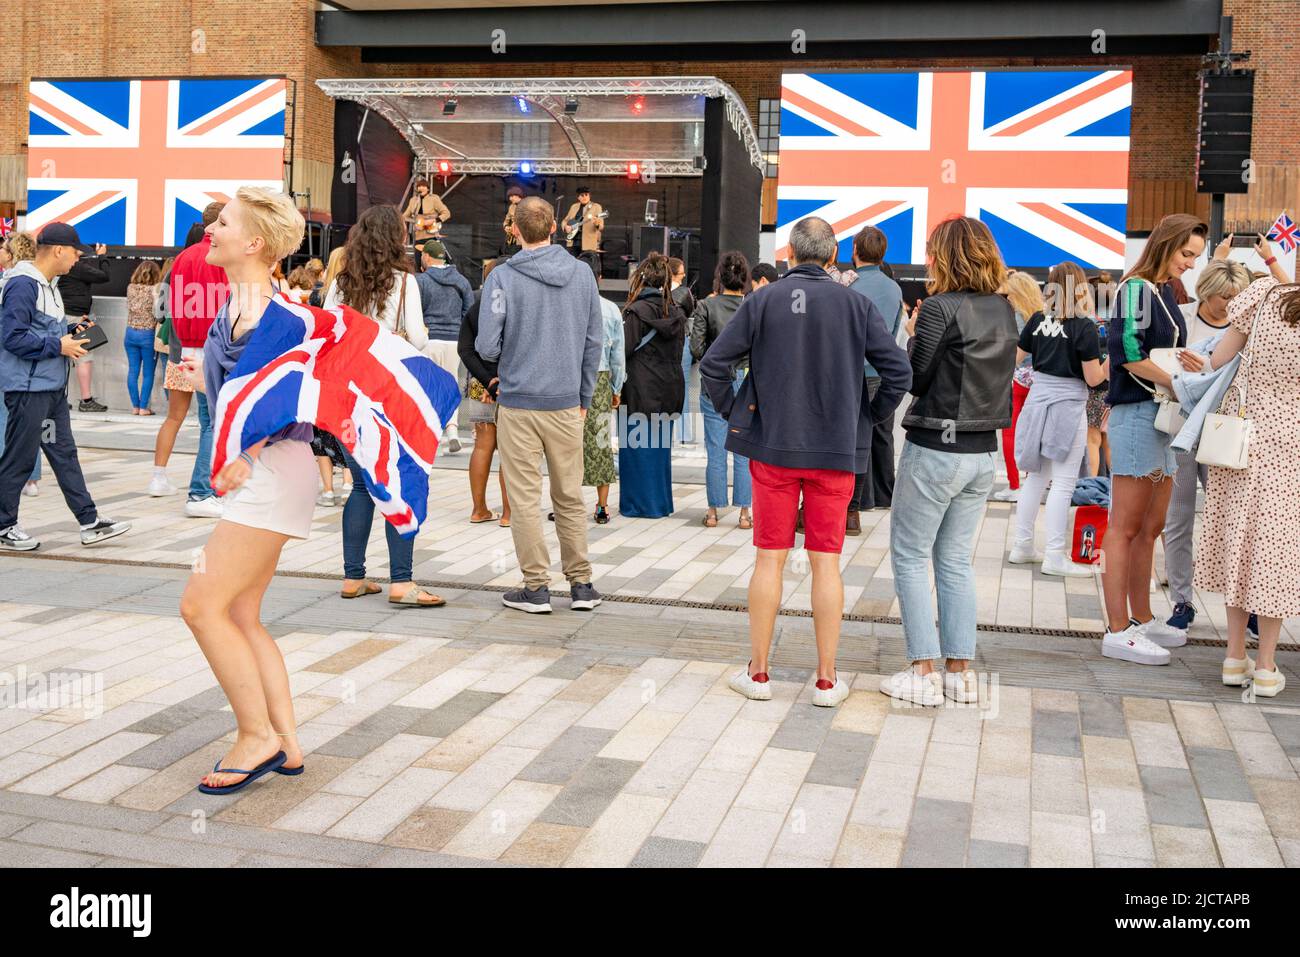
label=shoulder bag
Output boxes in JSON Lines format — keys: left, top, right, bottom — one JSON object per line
{"left": 1124, "top": 280, "right": 1185, "bottom": 435}
{"left": 1195, "top": 292, "right": 1265, "bottom": 470}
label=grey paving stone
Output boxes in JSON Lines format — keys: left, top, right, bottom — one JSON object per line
{"left": 368, "top": 846, "right": 516, "bottom": 868}
{"left": 536, "top": 757, "right": 641, "bottom": 828}
{"left": 14, "top": 606, "right": 85, "bottom": 624}
{"left": 805, "top": 730, "right": 874, "bottom": 790}
{"left": 149, "top": 817, "right": 385, "bottom": 866}
{"left": 235, "top": 852, "right": 339, "bottom": 868}
{"left": 405, "top": 691, "right": 503, "bottom": 738}
{"left": 11, "top": 820, "right": 243, "bottom": 867}
{"left": 540, "top": 653, "right": 603, "bottom": 680}
{"left": 0, "top": 791, "right": 169, "bottom": 833}
{"left": 124, "top": 702, "right": 211, "bottom": 737}
{"left": 630, "top": 836, "right": 706, "bottom": 868}
{"left": 347, "top": 704, "right": 430, "bottom": 741}
{"left": 1032, "top": 708, "right": 1082, "bottom": 757}
{"left": 1139, "top": 765, "right": 1209, "bottom": 829}
{"left": 312, "top": 731, "right": 392, "bottom": 760}
{"left": 0, "top": 813, "right": 34, "bottom": 839}
{"left": 967, "top": 839, "right": 1029, "bottom": 868}
{"left": 1263, "top": 712, "right": 1300, "bottom": 757}
{"left": 1078, "top": 693, "right": 1128, "bottom": 739}
{"left": 1186, "top": 747, "right": 1256, "bottom": 803}
{"left": 0, "top": 838, "right": 103, "bottom": 867}
{"left": 901, "top": 798, "right": 972, "bottom": 868}
{"left": 517, "top": 726, "right": 616, "bottom": 785}
{"left": 767, "top": 699, "right": 837, "bottom": 752}
{"left": 118, "top": 711, "right": 238, "bottom": 769}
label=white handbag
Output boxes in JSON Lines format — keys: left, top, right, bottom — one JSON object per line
{"left": 1195, "top": 298, "right": 1261, "bottom": 470}
{"left": 1125, "top": 282, "right": 1186, "bottom": 436}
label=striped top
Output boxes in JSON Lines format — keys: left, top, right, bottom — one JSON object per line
{"left": 1105, "top": 277, "right": 1186, "bottom": 407}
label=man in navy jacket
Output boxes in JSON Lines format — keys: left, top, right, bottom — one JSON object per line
{"left": 699, "top": 217, "right": 910, "bottom": 708}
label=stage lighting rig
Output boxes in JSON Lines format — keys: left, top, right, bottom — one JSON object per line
{"left": 442, "top": 98, "right": 458, "bottom": 116}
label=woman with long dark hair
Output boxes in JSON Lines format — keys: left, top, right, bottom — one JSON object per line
{"left": 618, "top": 252, "right": 686, "bottom": 517}
{"left": 691, "top": 250, "right": 752, "bottom": 528}
{"left": 324, "top": 205, "right": 442, "bottom": 607}
{"left": 1100, "top": 213, "right": 1206, "bottom": 665}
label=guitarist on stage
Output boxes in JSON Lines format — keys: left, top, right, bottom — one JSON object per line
{"left": 402, "top": 178, "right": 451, "bottom": 250}
{"left": 502, "top": 186, "right": 524, "bottom": 255}
{"left": 562, "top": 186, "right": 604, "bottom": 279}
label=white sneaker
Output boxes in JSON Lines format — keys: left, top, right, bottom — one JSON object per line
{"left": 1041, "top": 553, "right": 1094, "bottom": 578}
{"left": 879, "top": 666, "right": 945, "bottom": 707}
{"left": 1131, "top": 617, "right": 1187, "bottom": 649}
{"left": 22, "top": 481, "right": 38, "bottom": 497}
{"left": 811, "top": 675, "right": 850, "bottom": 708}
{"left": 728, "top": 663, "right": 772, "bottom": 701}
{"left": 184, "top": 497, "right": 224, "bottom": 518}
{"left": 148, "top": 474, "right": 177, "bottom": 497}
{"left": 1222, "top": 655, "right": 1255, "bottom": 687}
{"left": 0, "top": 525, "right": 39, "bottom": 551}
{"left": 1251, "top": 667, "right": 1286, "bottom": 698}
{"left": 1007, "top": 544, "right": 1043, "bottom": 564}
{"left": 990, "top": 488, "right": 1019, "bottom": 502}
{"left": 316, "top": 491, "right": 337, "bottom": 507}
{"left": 943, "top": 669, "right": 979, "bottom": 704}
{"left": 1101, "top": 626, "right": 1171, "bottom": 666}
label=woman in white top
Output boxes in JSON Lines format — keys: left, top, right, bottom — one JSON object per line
{"left": 323, "top": 204, "right": 439, "bottom": 606}
{"left": 1162, "top": 256, "right": 1253, "bottom": 637}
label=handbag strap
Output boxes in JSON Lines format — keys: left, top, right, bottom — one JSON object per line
{"left": 395, "top": 273, "right": 407, "bottom": 337}
{"left": 1124, "top": 279, "right": 1181, "bottom": 398}
{"left": 1221, "top": 286, "right": 1272, "bottom": 416}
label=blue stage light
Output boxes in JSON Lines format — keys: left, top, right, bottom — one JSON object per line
{"left": 516, "top": 96, "right": 530, "bottom": 114}
{"left": 519, "top": 161, "right": 534, "bottom": 175}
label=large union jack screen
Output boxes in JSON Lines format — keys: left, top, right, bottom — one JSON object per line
{"left": 26, "top": 77, "right": 286, "bottom": 248}
{"left": 775, "top": 70, "right": 1132, "bottom": 270}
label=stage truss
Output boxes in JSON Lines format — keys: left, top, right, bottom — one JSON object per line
{"left": 316, "top": 76, "right": 763, "bottom": 177}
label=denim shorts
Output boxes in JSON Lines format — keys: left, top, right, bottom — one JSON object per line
{"left": 1107, "top": 401, "right": 1176, "bottom": 478}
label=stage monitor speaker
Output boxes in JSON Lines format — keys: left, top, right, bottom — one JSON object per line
{"left": 1197, "top": 70, "right": 1254, "bottom": 195}
{"left": 635, "top": 226, "right": 668, "bottom": 261}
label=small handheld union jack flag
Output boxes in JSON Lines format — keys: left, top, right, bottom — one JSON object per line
{"left": 1266, "top": 211, "right": 1298, "bottom": 254}
{"left": 0, "top": 218, "right": 14, "bottom": 238}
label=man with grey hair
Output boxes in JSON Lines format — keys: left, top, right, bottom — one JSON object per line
{"left": 700, "top": 216, "right": 911, "bottom": 707}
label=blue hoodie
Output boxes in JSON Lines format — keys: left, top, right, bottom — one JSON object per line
{"left": 0, "top": 261, "right": 74, "bottom": 393}
{"left": 475, "top": 244, "right": 603, "bottom": 411}
{"left": 415, "top": 264, "right": 473, "bottom": 341}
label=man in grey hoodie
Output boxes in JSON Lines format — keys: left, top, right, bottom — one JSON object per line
{"left": 476, "top": 197, "right": 603, "bottom": 614}
{"left": 415, "top": 239, "right": 473, "bottom": 452}
{"left": 0, "top": 223, "right": 130, "bottom": 551}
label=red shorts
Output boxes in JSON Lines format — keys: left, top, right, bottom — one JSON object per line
{"left": 749, "top": 459, "right": 856, "bottom": 553}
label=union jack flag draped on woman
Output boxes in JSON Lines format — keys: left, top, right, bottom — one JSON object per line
{"left": 210, "top": 296, "right": 461, "bottom": 537}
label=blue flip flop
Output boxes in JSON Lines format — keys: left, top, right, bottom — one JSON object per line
{"left": 275, "top": 763, "right": 305, "bottom": 776}
{"left": 197, "top": 750, "right": 287, "bottom": 795}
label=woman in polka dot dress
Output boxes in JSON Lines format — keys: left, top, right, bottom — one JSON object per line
{"left": 1195, "top": 277, "right": 1300, "bottom": 698}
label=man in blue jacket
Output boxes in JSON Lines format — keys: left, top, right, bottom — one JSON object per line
{"left": 0, "top": 223, "right": 130, "bottom": 551}
{"left": 700, "top": 216, "right": 911, "bottom": 708}
{"left": 415, "top": 239, "right": 473, "bottom": 453}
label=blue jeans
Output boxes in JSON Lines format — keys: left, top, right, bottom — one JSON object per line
{"left": 123, "top": 328, "right": 158, "bottom": 410}
{"left": 342, "top": 450, "right": 414, "bottom": 583}
{"left": 680, "top": 339, "right": 696, "bottom": 443}
{"left": 0, "top": 395, "right": 40, "bottom": 482}
{"left": 890, "top": 441, "right": 996, "bottom": 662}
{"left": 188, "top": 391, "right": 214, "bottom": 501}
{"left": 700, "top": 372, "right": 751, "bottom": 508}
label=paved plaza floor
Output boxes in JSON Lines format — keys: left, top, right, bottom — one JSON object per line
{"left": 0, "top": 415, "right": 1296, "bottom": 867}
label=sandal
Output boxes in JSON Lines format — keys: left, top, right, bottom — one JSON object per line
{"left": 738, "top": 512, "right": 753, "bottom": 530}
{"left": 273, "top": 730, "right": 304, "bottom": 775}
{"left": 702, "top": 511, "right": 718, "bottom": 528}
{"left": 196, "top": 750, "right": 286, "bottom": 795}
{"left": 340, "top": 580, "right": 382, "bottom": 599}
{"left": 389, "top": 584, "right": 446, "bottom": 608}
{"left": 470, "top": 510, "right": 500, "bottom": 524}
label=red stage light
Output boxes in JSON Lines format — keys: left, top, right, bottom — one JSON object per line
{"left": 631, "top": 96, "right": 645, "bottom": 114}
{"left": 627, "top": 161, "right": 641, "bottom": 179}
{"left": 436, "top": 160, "right": 452, "bottom": 175}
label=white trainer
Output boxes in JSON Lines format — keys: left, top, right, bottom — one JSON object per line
{"left": 1007, "top": 544, "right": 1043, "bottom": 564}
{"left": 184, "top": 497, "right": 224, "bottom": 519}
{"left": 728, "top": 664, "right": 772, "bottom": 701}
{"left": 1251, "top": 667, "right": 1286, "bottom": 698}
{"left": 1132, "top": 617, "right": 1187, "bottom": 649}
{"left": 990, "top": 488, "right": 1019, "bottom": 502}
{"left": 943, "top": 669, "right": 979, "bottom": 704}
{"left": 880, "top": 666, "right": 945, "bottom": 707}
{"left": 1222, "top": 655, "right": 1255, "bottom": 687}
{"left": 22, "top": 481, "right": 38, "bottom": 497}
{"left": 148, "top": 474, "right": 177, "bottom": 497}
{"left": 1101, "top": 626, "right": 1171, "bottom": 666}
{"left": 811, "top": 675, "right": 850, "bottom": 708}
{"left": 1041, "top": 553, "right": 1094, "bottom": 578}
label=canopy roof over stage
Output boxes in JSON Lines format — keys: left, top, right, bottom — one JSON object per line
{"left": 316, "top": 76, "right": 763, "bottom": 177}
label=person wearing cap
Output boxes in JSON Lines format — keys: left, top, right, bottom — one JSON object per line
{"left": 562, "top": 187, "right": 604, "bottom": 280}
{"left": 415, "top": 238, "right": 473, "bottom": 453}
{"left": 503, "top": 186, "right": 525, "bottom": 254}
{"left": 402, "top": 179, "right": 451, "bottom": 248}
{"left": 0, "top": 222, "right": 130, "bottom": 551}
